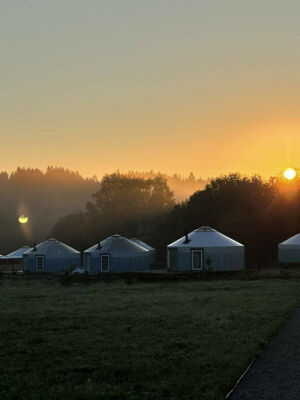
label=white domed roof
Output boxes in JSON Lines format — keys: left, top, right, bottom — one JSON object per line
{"left": 129, "top": 238, "right": 155, "bottom": 251}
{"left": 85, "top": 235, "right": 149, "bottom": 255}
{"left": 4, "top": 246, "right": 32, "bottom": 259}
{"left": 168, "top": 226, "right": 243, "bottom": 248}
{"left": 24, "top": 238, "right": 79, "bottom": 256}
{"left": 279, "top": 233, "right": 300, "bottom": 247}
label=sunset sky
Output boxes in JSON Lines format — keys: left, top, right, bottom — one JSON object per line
{"left": 1, "top": 1, "right": 300, "bottom": 179}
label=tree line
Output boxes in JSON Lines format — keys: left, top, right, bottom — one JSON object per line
{"left": 123, "top": 170, "right": 209, "bottom": 202}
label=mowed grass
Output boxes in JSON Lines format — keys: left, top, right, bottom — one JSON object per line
{"left": 1, "top": 277, "right": 300, "bottom": 400}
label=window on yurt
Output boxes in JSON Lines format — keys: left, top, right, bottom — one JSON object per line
{"left": 192, "top": 250, "right": 203, "bottom": 270}
{"left": 36, "top": 256, "right": 45, "bottom": 272}
{"left": 101, "top": 255, "right": 110, "bottom": 272}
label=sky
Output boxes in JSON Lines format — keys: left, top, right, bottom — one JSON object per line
{"left": 1, "top": 0, "right": 300, "bottom": 179}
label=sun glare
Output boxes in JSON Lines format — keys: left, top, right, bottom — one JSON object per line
{"left": 283, "top": 168, "right": 297, "bottom": 181}
{"left": 18, "top": 215, "right": 29, "bottom": 224}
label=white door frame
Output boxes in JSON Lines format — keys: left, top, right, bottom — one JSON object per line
{"left": 35, "top": 255, "right": 45, "bottom": 272}
{"left": 101, "top": 254, "right": 110, "bottom": 272}
{"left": 191, "top": 249, "right": 204, "bottom": 271}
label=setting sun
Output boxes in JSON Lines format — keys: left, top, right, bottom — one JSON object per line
{"left": 283, "top": 168, "right": 297, "bottom": 180}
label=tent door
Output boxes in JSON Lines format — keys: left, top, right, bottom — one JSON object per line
{"left": 35, "top": 255, "right": 45, "bottom": 272}
{"left": 192, "top": 250, "right": 204, "bottom": 271}
{"left": 84, "top": 254, "right": 91, "bottom": 272}
{"left": 101, "top": 255, "right": 110, "bottom": 272}
{"left": 168, "top": 248, "right": 178, "bottom": 271}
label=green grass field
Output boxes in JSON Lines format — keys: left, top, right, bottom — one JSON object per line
{"left": 1, "top": 276, "right": 300, "bottom": 400}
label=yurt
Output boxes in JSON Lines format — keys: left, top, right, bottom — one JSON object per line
{"left": 0, "top": 246, "right": 32, "bottom": 273}
{"left": 129, "top": 238, "right": 156, "bottom": 264}
{"left": 279, "top": 234, "right": 300, "bottom": 265}
{"left": 84, "top": 234, "right": 153, "bottom": 273}
{"left": 167, "top": 226, "right": 244, "bottom": 272}
{"left": 23, "top": 238, "right": 80, "bottom": 273}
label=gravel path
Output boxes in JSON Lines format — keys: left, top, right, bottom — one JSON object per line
{"left": 228, "top": 308, "right": 300, "bottom": 400}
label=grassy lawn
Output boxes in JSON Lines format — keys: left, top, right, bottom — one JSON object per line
{"left": 0, "top": 277, "right": 300, "bottom": 400}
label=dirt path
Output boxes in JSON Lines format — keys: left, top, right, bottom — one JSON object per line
{"left": 228, "top": 308, "right": 300, "bottom": 400}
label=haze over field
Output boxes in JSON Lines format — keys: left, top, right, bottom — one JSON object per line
{"left": 1, "top": 1, "right": 300, "bottom": 178}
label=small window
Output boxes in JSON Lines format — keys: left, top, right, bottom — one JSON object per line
{"left": 192, "top": 250, "right": 203, "bottom": 270}
{"left": 101, "top": 255, "right": 110, "bottom": 272}
{"left": 36, "top": 255, "right": 45, "bottom": 272}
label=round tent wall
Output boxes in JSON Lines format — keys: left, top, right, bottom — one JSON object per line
{"left": 23, "top": 238, "right": 80, "bottom": 273}
{"left": 167, "top": 226, "right": 244, "bottom": 272}
{"left": 279, "top": 233, "right": 300, "bottom": 264}
{"left": 84, "top": 234, "right": 153, "bottom": 273}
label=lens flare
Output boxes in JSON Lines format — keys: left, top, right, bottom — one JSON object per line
{"left": 18, "top": 215, "right": 29, "bottom": 224}
{"left": 283, "top": 168, "right": 297, "bottom": 180}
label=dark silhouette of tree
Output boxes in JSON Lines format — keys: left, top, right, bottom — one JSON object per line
{"left": 122, "top": 170, "right": 209, "bottom": 201}
{"left": 90, "top": 173, "right": 174, "bottom": 214}
{"left": 51, "top": 173, "right": 175, "bottom": 251}
{"left": 50, "top": 212, "right": 93, "bottom": 251}
{"left": 87, "top": 173, "right": 174, "bottom": 239}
